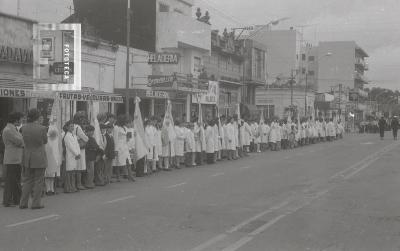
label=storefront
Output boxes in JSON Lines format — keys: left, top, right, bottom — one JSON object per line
{"left": 191, "top": 81, "right": 218, "bottom": 121}
{"left": 218, "top": 80, "right": 241, "bottom": 117}
{"left": 148, "top": 73, "right": 208, "bottom": 122}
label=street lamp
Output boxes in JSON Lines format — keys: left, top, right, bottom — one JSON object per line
{"left": 246, "top": 17, "right": 290, "bottom": 40}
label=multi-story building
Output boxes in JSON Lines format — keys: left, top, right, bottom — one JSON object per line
{"left": 316, "top": 41, "right": 369, "bottom": 121}
{"left": 240, "top": 38, "right": 267, "bottom": 118}
{"left": 153, "top": 0, "right": 211, "bottom": 122}
{"left": 316, "top": 41, "right": 369, "bottom": 93}
{"left": 202, "top": 29, "right": 244, "bottom": 117}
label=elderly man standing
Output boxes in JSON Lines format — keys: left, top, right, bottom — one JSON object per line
{"left": 19, "top": 109, "right": 48, "bottom": 210}
{"left": 2, "top": 112, "right": 24, "bottom": 207}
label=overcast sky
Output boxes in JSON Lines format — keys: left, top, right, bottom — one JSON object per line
{"left": 1, "top": 0, "right": 399, "bottom": 90}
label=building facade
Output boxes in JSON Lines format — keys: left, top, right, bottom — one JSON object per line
{"left": 154, "top": 0, "right": 211, "bottom": 122}
{"left": 202, "top": 29, "right": 244, "bottom": 117}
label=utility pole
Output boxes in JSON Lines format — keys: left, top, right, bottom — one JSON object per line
{"left": 338, "top": 84, "right": 342, "bottom": 118}
{"left": 125, "top": 0, "right": 131, "bottom": 117}
{"left": 304, "top": 72, "right": 308, "bottom": 117}
{"left": 290, "top": 69, "right": 294, "bottom": 115}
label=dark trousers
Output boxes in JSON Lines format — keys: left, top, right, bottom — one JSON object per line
{"left": 135, "top": 157, "right": 145, "bottom": 177}
{"left": 2, "top": 164, "right": 21, "bottom": 206}
{"left": 20, "top": 167, "right": 45, "bottom": 208}
{"left": 94, "top": 159, "right": 105, "bottom": 186}
{"left": 379, "top": 128, "right": 385, "bottom": 138}
{"left": 393, "top": 129, "right": 398, "bottom": 139}
{"left": 196, "top": 152, "right": 204, "bottom": 165}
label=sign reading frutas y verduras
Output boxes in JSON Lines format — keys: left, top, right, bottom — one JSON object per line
{"left": 33, "top": 23, "right": 81, "bottom": 91}
{"left": 148, "top": 53, "right": 179, "bottom": 64}
{"left": 58, "top": 92, "right": 123, "bottom": 103}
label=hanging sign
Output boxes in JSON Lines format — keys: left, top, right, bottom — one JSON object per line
{"left": 148, "top": 75, "right": 176, "bottom": 87}
{"left": 192, "top": 81, "right": 219, "bottom": 104}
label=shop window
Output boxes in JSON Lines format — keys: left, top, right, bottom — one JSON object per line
{"left": 76, "top": 101, "right": 87, "bottom": 113}
{"left": 308, "top": 70, "right": 315, "bottom": 76}
{"left": 308, "top": 56, "right": 315, "bottom": 62}
{"left": 194, "top": 56, "right": 202, "bottom": 74}
{"left": 302, "top": 68, "right": 306, "bottom": 74}
{"left": 159, "top": 3, "right": 169, "bottom": 12}
{"left": 302, "top": 54, "right": 306, "bottom": 61}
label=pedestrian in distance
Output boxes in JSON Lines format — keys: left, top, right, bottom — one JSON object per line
{"left": 378, "top": 116, "right": 386, "bottom": 140}
{"left": 85, "top": 125, "right": 103, "bottom": 189}
{"left": 19, "top": 109, "right": 48, "bottom": 209}
{"left": 391, "top": 116, "right": 399, "bottom": 140}
{"left": 2, "top": 112, "right": 24, "bottom": 207}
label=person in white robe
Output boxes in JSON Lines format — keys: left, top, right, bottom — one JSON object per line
{"left": 252, "top": 121, "right": 261, "bottom": 153}
{"left": 213, "top": 120, "right": 220, "bottom": 162}
{"left": 63, "top": 121, "right": 80, "bottom": 193}
{"left": 224, "top": 117, "right": 236, "bottom": 160}
{"left": 145, "top": 119, "right": 157, "bottom": 173}
{"left": 112, "top": 116, "right": 132, "bottom": 181}
{"left": 154, "top": 121, "right": 162, "bottom": 170}
{"left": 259, "top": 120, "right": 270, "bottom": 151}
{"left": 233, "top": 115, "right": 240, "bottom": 159}
{"left": 193, "top": 121, "right": 204, "bottom": 165}
{"left": 184, "top": 123, "right": 196, "bottom": 167}
{"left": 73, "top": 114, "right": 89, "bottom": 190}
{"left": 174, "top": 121, "right": 185, "bottom": 169}
{"left": 161, "top": 119, "right": 175, "bottom": 171}
{"left": 45, "top": 119, "right": 61, "bottom": 195}
{"left": 205, "top": 120, "right": 215, "bottom": 164}
{"left": 269, "top": 120, "right": 279, "bottom": 151}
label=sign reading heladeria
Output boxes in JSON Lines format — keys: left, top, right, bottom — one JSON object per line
{"left": 148, "top": 53, "right": 179, "bottom": 64}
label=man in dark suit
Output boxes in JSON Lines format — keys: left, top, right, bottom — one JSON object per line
{"left": 19, "top": 109, "right": 48, "bottom": 209}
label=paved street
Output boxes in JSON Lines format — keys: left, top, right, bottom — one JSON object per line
{"left": 1, "top": 134, "right": 400, "bottom": 251}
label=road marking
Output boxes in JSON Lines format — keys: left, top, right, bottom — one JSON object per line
{"left": 190, "top": 234, "right": 228, "bottom": 251}
{"left": 226, "top": 200, "right": 289, "bottom": 233}
{"left": 189, "top": 140, "right": 400, "bottom": 251}
{"left": 211, "top": 172, "right": 225, "bottom": 177}
{"left": 104, "top": 195, "right": 136, "bottom": 204}
{"left": 166, "top": 182, "right": 187, "bottom": 189}
{"left": 221, "top": 236, "right": 253, "bottom": 251}
{"left": 6, "top": 214, "right": 59, "bottom": 228}
{"left": 361, "top": 142, "right": 374, "bottom": 145}
{"left": 344, "top": 156, "right": 380, "bottom": 179}
{"left": 240, "top": 166, "right": 251, "bottom": 170}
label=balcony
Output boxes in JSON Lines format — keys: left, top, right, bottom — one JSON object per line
{"left": 354, "top": 72, "right": 369, "bottom": 84}
{"left": 355, "top": 58, "right": 368, "bottom": 71}
{"left": 157, "top": 12, "right": 211, "bottom": 52}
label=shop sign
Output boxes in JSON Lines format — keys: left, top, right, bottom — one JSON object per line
{"left": 40, "top": 37, "right": 54, "bottom": 59}
{"left": 192, "top": 81, "right": 219, "bottom": 104}
{"left": 50, "top": 62, "right": 74, "bottom": 75}
{"left": 58, "top": 92, "right": 123, "bottom": 103}
{"left": 148, "top": 53, "right": 179, "bottom": 64}
{"left": 145, "top": 90, "right": 169, "bottom": 99}
{"left": 148, "top": 75, "right": 175, "bottom": 87}
{"left": 0, "top": 45, "right": 33, "bottom": 64}
{"left": 0, "top": 88, "right": 28, "bottom": 98}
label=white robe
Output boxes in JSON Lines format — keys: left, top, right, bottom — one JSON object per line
{"left": 224, "top": 123, "right": 235, "bottom": 150}
{"left": 193, "top": 123, "right": 202, "bottom": 153}
{"left": 213, "top": 125, "right": 220, "bottom": 152}
{"left": 260, "top": 124, "right": 270, "bottom": 143}
{"left": 174, "top": 126, "right": 185, "bottom": 157}
{"left": 45, "top": 125, "right": 61, "bottom": 177}
{"left": 73, "top": 124, "right": 88, "bottom": 171}
{"left": 205, "top": 125, "right": 215, "bottom": 153}
{"left": 269, "top": 123, "right": 279, "bottom": 143}
{"left": 113, "top": 126, "right": 131, "bottom": 166}
{"left": 64, "top": 132, "right": 81, "bottom": 172}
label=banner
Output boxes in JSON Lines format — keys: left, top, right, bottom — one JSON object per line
{"left": 192, "top": 81, "right": 219, "bottom": 104}
{"left": 57, "top": 92, "right": 123, "bottom": 103}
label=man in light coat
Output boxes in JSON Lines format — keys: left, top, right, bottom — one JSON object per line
{"left": 20, "top": 109, "right": 48, "bottom": 209}
{"left": 2, "top": 112, "right": 24, "bottom": 207}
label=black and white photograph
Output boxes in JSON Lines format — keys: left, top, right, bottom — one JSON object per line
{"left": 0, "top": 0, "right": 399, "bottom": 250}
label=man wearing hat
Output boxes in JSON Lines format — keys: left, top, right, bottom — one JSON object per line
{"left": 103, "top": 122, "right": 116, "bottom": 184}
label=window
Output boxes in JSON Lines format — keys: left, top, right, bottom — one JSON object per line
{"left": 159, "top": 3, "right": 169, "bottom": 12}
{"left": 194, "top": 56, "right": 202, "bottom": 73}
{"left": 174, "top": 8, "right": 183, "bottom": 14}
{"left": 302, "top": 54, "right": 306, "bottom": 61}
{"left": 254, "top": 48, "right": 264, "bottom": 79}
{"left": 308, "top": 70, "right": 315, "bottom": 76}
{"left": 308, "top": 56, "right": 315, "bottom": 62}
{"left": 302, "top": 68, "right": 306, "bottom": 74}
